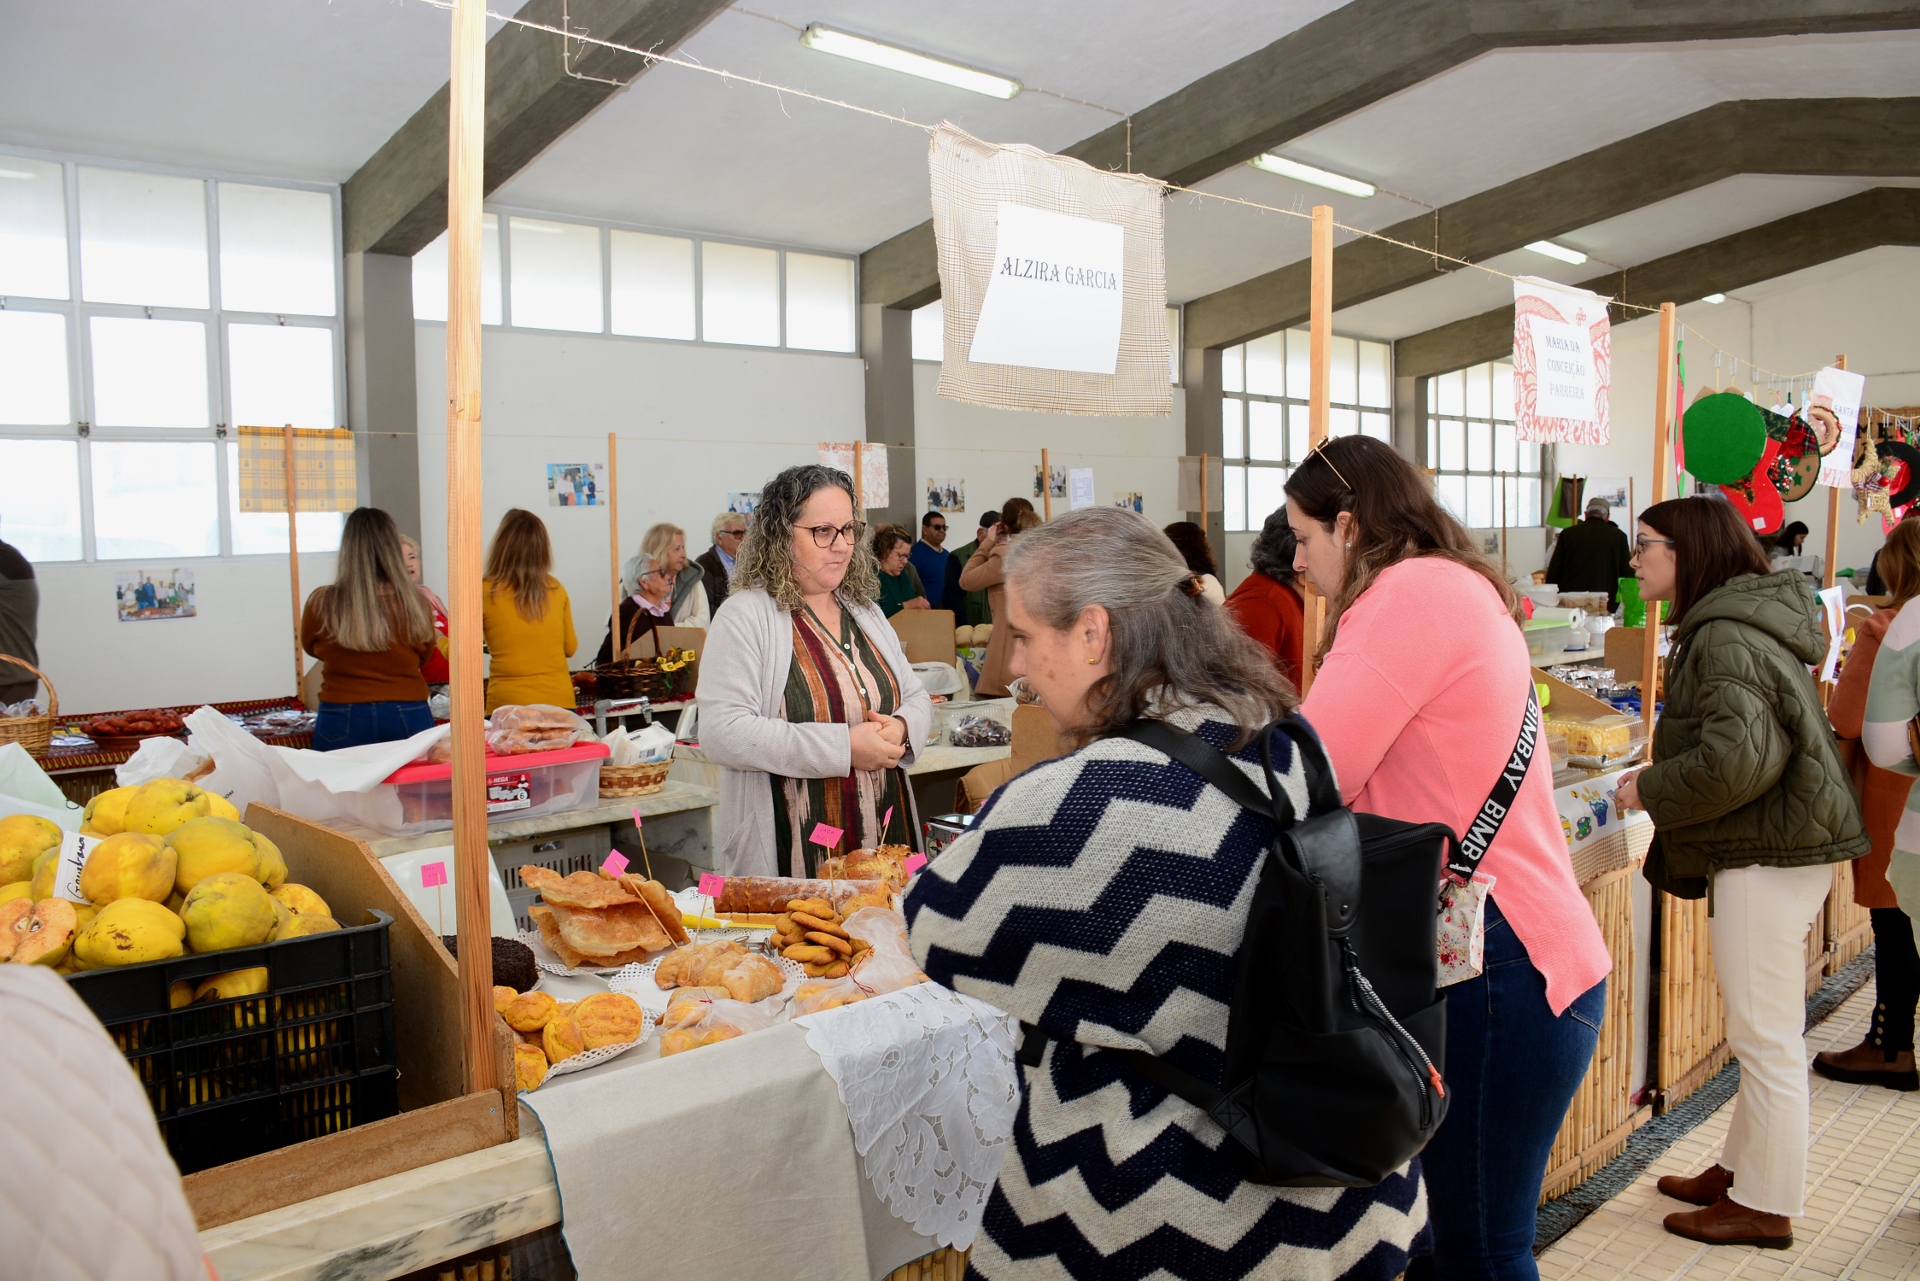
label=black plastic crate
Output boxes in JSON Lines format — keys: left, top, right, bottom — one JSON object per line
{"left": 65, "top": 910, "right": 398, "bottom": 1175}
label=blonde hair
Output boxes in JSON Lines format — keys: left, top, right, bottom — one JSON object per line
{"left": 484, "top": 509, "right": 554, "bottom": 621}
{"left": 319, "top": 508, "right": 434, "bottom": 652}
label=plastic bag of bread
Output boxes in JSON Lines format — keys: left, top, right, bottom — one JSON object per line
{"left": 658, "top": 995, "right": 784, "bottom": 1057}
{"left": 843, "top": 906, "right": 928, "bottom": 996}
{"left": 486, "top": 703, "right": 591, "bottom": 754}
{"left": 790, "top": 976, "right": 868, "bottom": 1015}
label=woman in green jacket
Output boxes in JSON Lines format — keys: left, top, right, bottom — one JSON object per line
{"left": 1615, "top": 497, "right": 1865, "bottom": 1251}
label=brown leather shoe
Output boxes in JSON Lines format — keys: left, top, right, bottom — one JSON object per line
{"left": 1664, "top": 1195, "right": 1792, "bottom": 1248}
{"left": 1813, "top": 1039, "right": 1920, "bottom": 1091}
{"left": 1656, "top": 1163, "right": 1733, "bottom": 1207}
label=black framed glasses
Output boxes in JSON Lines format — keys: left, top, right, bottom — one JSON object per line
{"left": 805, "top": 521, "right": 868, "bottom": 548}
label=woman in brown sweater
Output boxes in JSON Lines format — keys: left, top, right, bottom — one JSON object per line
{"left": 302, "top": 508, "right": 437, "bottom": 750}
{"left": 959, "top": 497, "right": 1040, "bottom": 697}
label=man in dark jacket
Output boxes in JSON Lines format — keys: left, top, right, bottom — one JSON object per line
{"left": 1545, "top": 498, "right": 1633, "bottom": 607}
{"left": 695, "top": 512, "right": 747, "bottom": 616}
{"left": 0, "top": 521, "right": 38, "bottom": 707}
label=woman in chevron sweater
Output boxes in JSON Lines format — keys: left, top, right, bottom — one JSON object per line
{"left": 904, "top": 507, "right": 1430, "bottom": 1281}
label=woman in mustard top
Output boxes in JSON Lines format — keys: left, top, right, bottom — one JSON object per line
{"left": 481, "top": 509, "right": 577, "bottom": 712}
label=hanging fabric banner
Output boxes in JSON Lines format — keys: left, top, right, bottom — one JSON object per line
{"left": 235, "top": 426, "right": 358, "bottom": 512}
{"left": 818, "top": 442, "right": 889, "bottom": 509}
{"left": 929, "top": 122, "right": 1169, "bottom": 416}
{"left": 1812, "top": 365, "right": 1867, "bottom": 490}
{"left": 1511, "top": 277, "right": 1612, "bottom": 445}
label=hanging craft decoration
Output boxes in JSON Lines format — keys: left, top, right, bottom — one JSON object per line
{"left": 1511, "top": 277, "right": 1612, "bottom": 445}
{"left": 1852, "top": 436, "right": 1896, "bottom": 524}
{"left": 1680, "top": 393, "right": 1766, "bottom": 485}
{"left": 929, "top": 122, "right": 1170, "bottom": 416}
{"left": 1814, "top": 364, "right": 1868, "bottom": 490}
{"left": 236, "top": 426, "right": 358, "bottom": 512}
{"left": 1881, "top": 439, "right": 1920, "bottom": 511}
{"left": 1720, "top": 438, "right": 1785, "bottom": 536}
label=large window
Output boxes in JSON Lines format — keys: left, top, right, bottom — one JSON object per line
{"left": 0, "top": 150, "right": 345, "bottom": 562}
{"left": 412, "top": 211, "right": 858, "bottom": 355}
{"left": 1426, "top": 360, "right": 1543, "bottom": 529}
{"left": 1219, "top": 330, "right": 1392, "bottom": 533}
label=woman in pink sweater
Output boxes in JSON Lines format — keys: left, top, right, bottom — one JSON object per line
{"left": 1289, "top": 437, "right": 1611, "bottom": 1281}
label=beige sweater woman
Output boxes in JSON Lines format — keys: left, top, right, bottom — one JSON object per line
{"left": 958, "top": 542, "right": 1012, "bottom": 697}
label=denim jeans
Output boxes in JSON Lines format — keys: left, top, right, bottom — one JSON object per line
{"left": 1407, "top": 898, "right": 1606, "bottom": 1281}
{"left": 312, "top": 699, "right": 434, "bottom": 751}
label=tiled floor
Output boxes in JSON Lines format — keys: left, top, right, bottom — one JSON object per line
{"left": 1539, "top": 985, "right": 1920, "bottom": 1280}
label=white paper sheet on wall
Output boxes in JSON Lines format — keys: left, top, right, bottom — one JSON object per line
{"left": 1067, "top": 468, "right": 1096, "bottom": 510}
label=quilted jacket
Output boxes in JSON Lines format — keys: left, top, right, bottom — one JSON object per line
{"left": 1639, "top": 568, "right": 1867, "bottom": 898}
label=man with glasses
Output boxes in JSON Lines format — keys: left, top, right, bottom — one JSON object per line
{"left": 697, "top": 511, "right": 749, "bottom": 615}
{"left": 909, "top": 511, "right": 959, "bottom": 613}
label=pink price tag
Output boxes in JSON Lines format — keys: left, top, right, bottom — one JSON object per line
{"left": 882, "top": 806, "right": 894, "bottom": 831}
{"left": 809, "top": 822, "right": 844, "bottom": 848}
{"left": 420, "top": 862, "right": 448, "bottom": 889}
{"left": 631, "top": 808, "right": 644, "bottom": 830}
{"left": 903, "top": 854, "right": 928, "bottom": 876}
{"left": 601, "top": 851, "right": 629, "bottom": 877}
{"left": 697, "top": 872, "right": 726, "bottom": 898}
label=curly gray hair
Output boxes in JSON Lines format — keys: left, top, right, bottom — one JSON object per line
{"left": 1247, "top": 507, "right": 1299, "bottom": 584}
{"left": 731, "top": 464, "right": 879, "bottom": 611}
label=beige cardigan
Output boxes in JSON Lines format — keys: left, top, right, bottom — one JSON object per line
{"left": 699, "top": 587, "right": 932, "bottom": 876}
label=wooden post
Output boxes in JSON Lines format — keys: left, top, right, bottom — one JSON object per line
{"left": 607, "top": 431, "right": 621, "bottom": 654}
{"left": 1040, "top": 448, "right": 1052, "bottom": 521}
{"left": 446, "top": 0, "right": 496, "bottom": 1096}
{"left": 1642, "top": 303, "right": 1677, "bottom": 713}
{"left": 1823, "top": 354, "right": 1846, "bottom": 592}
{"left": 1299, "top": 205, "right": 1334, "bottom": 695}
{"left": 282, "top": 425, "right": 304, "bottom": 700}
{"left": 853, "top": 444, "right": 866, "bottom": 522}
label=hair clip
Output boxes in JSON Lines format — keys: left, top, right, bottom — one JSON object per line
{"left": 1180, "top": 574, "right": 1204, "bottom": 598}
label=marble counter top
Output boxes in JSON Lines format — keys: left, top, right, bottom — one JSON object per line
{"left": 339, "top": 780, "right": 719, "bottom": 858}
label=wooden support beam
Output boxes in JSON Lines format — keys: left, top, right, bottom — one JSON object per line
{"left": 345, "top": 0, "right": 733, "bottom": 257}
{"left": 1300, "top": 206, "right": 1334, "bottom": 695}
{"left": 1643, "top": 303, "right": 1677, "bottom": 712}
{"left": 1395, "top": 187, "right": 1920, "bottom": 379}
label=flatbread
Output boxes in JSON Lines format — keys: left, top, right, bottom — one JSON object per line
{"left": 617, "top": 874, "right": 691, "bottom": 946}
{"left": 519, "top": 865, "right": 638, "bottom": 909}
{"left": 531, "top": 904, "right": 670, "bottom": 970}
{"left": 548, "top": 900, "right": 672, "bottom": 957}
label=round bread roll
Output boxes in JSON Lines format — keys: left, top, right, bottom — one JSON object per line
{"left": 574, "top": 991, "right": 645, "bottom": 1049}
{"left": 502, "top": 990, "right": 558, "bottom": 1033}
{"left": 955, "top": 625, "right": 974, "bottom": 646}
{"left": 514, "top": 1040, "right": 549, "bottom": 1092}
{"left": 974, "top": 622, "right": 993, "bottom": 642}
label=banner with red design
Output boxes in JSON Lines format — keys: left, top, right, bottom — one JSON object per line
{"left": 1512, "top": 277, "right": 1612, "bottom": 445}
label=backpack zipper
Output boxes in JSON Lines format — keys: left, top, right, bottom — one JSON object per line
{"left": 1342, "top": 945, "right": 1443, "bottom": 1129}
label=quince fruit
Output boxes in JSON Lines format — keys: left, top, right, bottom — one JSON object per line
{"left": 73, "top": 898, "right": 184, "bottom": 968}
{"left": 193, "top": 967, "right": 269, "bottom": 1002}
{"left": 180, "top": 872, "right": 276, "bottom": 953}
{"left": 0, "top": 814, "right": 60, "bottom": 884}
{"left": 168, "top": 979, "right": 196, "bottom": 1009}
{"left": 271, "top": 884, "right": 329, "bottom": 918}
{"left": 5, "top": 897, "right": 79, "bottom": 966}
{"left": 79, "top": 832, "right": 176, "bottom": 905}
{"left": 253, "top": 832, "right": 287, "bottom": 889}
{"left": 124, "top": 778, "right": 213, "bottom": 837}
{"left": 81, "top": 785, "right": 139, "bottom": 837}
{"left": 0, "top": 881, "right": 28, "bottom": 906}
{"left": 206, "top": 793, "right": 240, "bottom": 823}
{"left": 29, "top": 847, "right": 59, "bottom": 901}
{"left": 166, "top": 817, "right": 262, "bottom": 895}
{"left": 271, "top": 912, "right": 340, "bottom": 941}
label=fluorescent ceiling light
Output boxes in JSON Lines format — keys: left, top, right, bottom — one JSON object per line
{"left": 1701, "top": 293, "right": 1726, "bottom": 304}
{"left": 1525, "top": 240, "right": 1588, "bottom": 265}
{"left": 0, "top": 169, "right": 36, "bottom": 180}
{"left": 800, "top": 25, "right": 1020, "bottom": 99}
{"left": 1248, "top": 153, "right": 1375, "bottom": 198}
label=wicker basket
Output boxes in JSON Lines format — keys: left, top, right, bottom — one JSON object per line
{"left": 600, "top": 759, "right": 671, "bottom": 797}
{"left": 0, "top": 654, "right": 55, "bottom": 760}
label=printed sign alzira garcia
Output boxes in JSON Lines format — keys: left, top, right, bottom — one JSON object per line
{"left": 968, "top": 202, "right": 1126, "bottom": 375}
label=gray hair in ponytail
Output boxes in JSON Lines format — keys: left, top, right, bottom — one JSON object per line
{"left": 1003, "top": 506, "right": 1297, "bottom": 749}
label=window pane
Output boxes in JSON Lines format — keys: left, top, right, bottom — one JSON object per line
{"left": 1435, "top": 368, "right": 1465, "bottom": 416}
{"left": 701, "top": 242, "right": 778, "bottom": 346}
{"left": 1467, "top": 420, "right": 1492, "bottom": 472}
{"left": 1245, "top": 333, "right": 1283, "bottom": 396}
{"left": 227, "top": 443, "right": 344, "bottom": 555}
{"left": 1467, "top": 475, "right": 1493, "bottom": 529}
{"left": 1493, "top": 360, "right": 1515, "bottom": 420}
{"left": 785, "top": 252, "right": 855, "bottom": 352}
{"left": 1522, "top": 477, "right": 1541, "bottom": 526}
{"left": 1359, "top": 341, "right": 1390, "bottom": 408}
{"left": 1222, "top": 398, "right": 1244, "bottom": 459}
{"left": 1520, "top": 440, "right": 1541, "bottom": 473}
{"left": 1286, "top": 329, "right": 1311, "bottom": 398}
{"left": 1426, "top": 418, "right": 1436, "bottom": 465}
{"left": 509, "top": 217, "right": 601, "bottom": 332}
{"left": 608, "top": 230, "right": 693, "bottom": 340}
{"left": 1330, "top": 336, "right": 1358, "bottom": 405}
{"left": 910, "top": 298, "right": 943, "bottom": 362}
{"left": 218, "top": 183, "right": 334, "bottom": 316}
{"left": 0, "top": 311, "right": 69, "bottom": 424}
{"left": 0, "top": 440, "right": 81, "bottom": 560}
{"left": 1248, "top": 401, "right": 1286, "bottom": 461}
{"left": 90, "top": 316, "right": 207, "bottom": 428}
{"left": 1248, "top": 467, "right": 1289, "bottom": 530}
{"left": 1502, "top": 475, "right": 1520, "bottom": 528}
{"left": 1437, "top": 474, "right": 1466, "bottom": 524}
{"left": 1439, "top": 419, "right": 1465, "bottom": 471}
{"left": 1361, "top": 411, "right": 1390, "bottom": 442}
{"left": 1165, "top": 306, "right": 1181, "bottom": 385}
{"left": 91, "top": 441, "right": 218, "bottom": 558}
{"left": 1221, "top": 343, "right": 1243, "bottom": 393}
{"left": 1289, "top": 404, "right": 1310, "bottom": 463}
{"left": 229, "top": 324, "right": 334, "bottom": 429}
{"left": 1224, "top": 465, "right": 1246, "bottom": 533}
{"left": 1330, "top": 407, "right": 1358, "bottom": 437}
{"left": 1494, "top": 420, "right": 1517, "bottom": 472}
{"left": 1465, "top": 362, "right": 1492, "bottom": 419}
{"left": 412, "top": 214, "right": 501, "bottom": 324}
{"left": 79, "top": 167, "right": 208, "bottom": 308}
{"left": 0, "top": 156, "right": 69, "bottom": 299}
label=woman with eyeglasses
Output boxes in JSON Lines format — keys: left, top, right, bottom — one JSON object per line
{"left": 592, "top": 550, "right": 672, "bottom": 665}
{"left": 700, "top": 464, "right": 932, "bottom": 877}
{"left": 1287, "top": 436, "right": 1609, "bottom": 1281}
{"left": 1614, "top": 497, "right": 1864, "bottom": 1250}
{"left": 959, "top": 496, "right": 1041, "bottom": 697}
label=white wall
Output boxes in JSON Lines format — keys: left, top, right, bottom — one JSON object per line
{"left": 413, "top": 326, "right": 865, "bottom": 661}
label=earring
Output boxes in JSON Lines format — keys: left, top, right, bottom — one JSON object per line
{"left": 1345, "top": 541, "right": 1352, "bottom": 549}
{"left": 1086, "top": 655, "right": 1098, "bottom": 665}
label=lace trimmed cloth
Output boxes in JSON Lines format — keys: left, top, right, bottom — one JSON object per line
{"left": 796, "top": 982, "right": 1019, "bottom": 1251}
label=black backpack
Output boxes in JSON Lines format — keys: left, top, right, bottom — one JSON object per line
{"left": 1017, "top": 716, "right": 1455, "bottom": 1188}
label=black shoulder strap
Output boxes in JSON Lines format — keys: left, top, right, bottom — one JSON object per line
{"left": 1443, "top": 684, "right": 1541, "bottom": 883}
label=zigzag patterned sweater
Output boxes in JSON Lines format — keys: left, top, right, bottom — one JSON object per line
{"left": 905, "top": 704, "right": 1430, "bottom": 1280}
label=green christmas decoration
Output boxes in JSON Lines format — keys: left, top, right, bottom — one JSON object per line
{"left": 1681, "top": 392, "right": 1767, "bottom": 484}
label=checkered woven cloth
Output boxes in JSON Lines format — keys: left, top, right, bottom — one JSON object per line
{"left": 235, "top": 426, "right": 358, "bottom": 513}
{"left": 930, "top": 123, "right": 1170, "bottom": 417}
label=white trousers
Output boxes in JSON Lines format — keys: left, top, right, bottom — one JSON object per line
{"left": 1710, "top": 861, "right": 1833, "bottom": 1218}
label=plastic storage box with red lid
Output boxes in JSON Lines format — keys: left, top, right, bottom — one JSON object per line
{"left": 328, "top": 741, "right": 611, "bottom": 836}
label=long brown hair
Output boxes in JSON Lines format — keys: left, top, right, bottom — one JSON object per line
{"left": 1879, "top": 517, "right": 1920, "bottom": 609}
{"left": 318, "top": 507, "right": 433, "bottom": 652}
{"left": 1638, "top": 497, "right": 1771, "bottom": 625}
{"left": 1284, "top": 435, "right": 1518, "bottom": 663}
{"left": 484, "top": 508, "right": 554, "bottom": 621}
{"left": 1000, "top": 497, "right": 1040, "bottom": 535}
